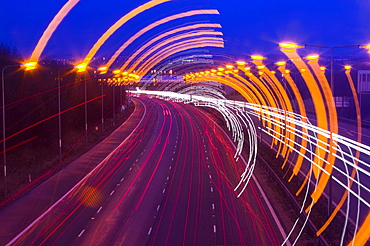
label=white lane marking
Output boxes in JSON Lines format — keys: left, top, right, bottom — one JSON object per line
{"left": 206, "top": 157, "right": 209, "bottom": 160}
{"left": 166, "top": 176, "right": 169, "bottom": 181}
{"left": 148, "top": 227, "right": 153, "bottom": 235}
{"left": 5, "top": 99, "right": 149, "bottom": 246}
{"left": 212, "top": 203, "right": 215, "bottom": 210}
{"left": 210, "top": 113, "right": 293, "bottom": 243}
{"left": 171, "top": 158, "right": 174, "bottom": 161}
{"left": 110, "top": 190, "right": 115, "bottom": 196}
{"left": 252, "top": 175, "right": 291, "bottom": 246}
{"left": 213, "top": 225, "right": 216, "bottom": 233}
{"left": 210, "top": 187, "right": 213, "bottom": 192}
{"left": 169, "top": 166, "right": 172, "bottom": 170}
{"left": 162, "top": 189, "right": 166, "bottom": 194}
{"left": 173, "top": 151, "right": 176, "bottom": 154}
{"left": 120, "top": 177, "right": 124, "bottom": 182}
{"left": 207, "top": 165, "right": 210, "bottom": 168}
{"left": 136, "top": 159, "right": 139, "bottom": 162}
{"left": 129, "top": 167, "right": 132, "bottom": 171}
{"left": 78, "top": 229, "right": 85, "bottom": 237}
{"left": 157, "top": 205, "right": 161, "bottom": 211}
{"left": 97, "top": 206, "right": 103, "bottom": 213}
{"left": 209, "top": 175, "right": 212, "bottom": 179}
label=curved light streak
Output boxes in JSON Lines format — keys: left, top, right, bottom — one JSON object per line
{"left": 133, "top": 88, "right": 370, "bottom": 245}
{"left": 103, "top": 9, "right": 220, "bottom": 69}
{"left": 137, "top": 38, "right": 224, "bottom": 75}
{"left": 128, "top": 31, "right": 223, "bottom": 73}
{"left": 120, "top": 23, "right": 222, "bottom": 71}
{"left": 80, "top": 0, "right": 171, "bottom": 68}
{"left": 30, "top": 0, "right": 80, "bottom": 62}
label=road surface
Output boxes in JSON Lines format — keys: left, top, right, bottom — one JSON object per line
{"left": 2, "top": 96, "right": 286, "bottom": 246}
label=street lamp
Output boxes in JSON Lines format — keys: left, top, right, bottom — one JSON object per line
{"left": 2, "top": 63, "right": 37, "bottom": 196}
{"left": 75, "top": 63, "right": 88, "bottom": 143}
{"left": 98, "top": 66, "right": 107, "bottom": 132}
{"left": 57, "top": 69, "right": 62, "bottom": 163}
{"left": 359, "top": 44, "right": 370, "bottom": 52}
{"left": 304, "top": 44, "right": 361, "bottom": 96}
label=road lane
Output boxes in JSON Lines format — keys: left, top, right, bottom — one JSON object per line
{"left": 3, "top": 96, "right": 287, "bottom": 246}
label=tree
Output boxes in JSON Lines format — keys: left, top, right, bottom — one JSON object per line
{"left": 0, "top": 42, "right": 21, "bottom": 65}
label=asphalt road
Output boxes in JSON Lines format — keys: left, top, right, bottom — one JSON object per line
{"left": 2, "top": 96, "right": 286, "bottom": 246}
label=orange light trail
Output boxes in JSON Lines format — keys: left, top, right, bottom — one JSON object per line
{"left": 103, "top": 9, "right": 220, "bottom": 70}
{"left": 137, "top": 38, "right": 224, "bottom": 75}
{"left": 80, "top": 0, "right": 171, "bottom": 70}
{"left": 280, "top": 47, "right": 330, "bottom": 189}
{"left": 119, "top": 23, "right": 222, "bottom": 71}
{"left": 29, "top": 0, "right": 80, "bottom": 62}
{"left": 128, "top": 31, "right": 223, "bottom": 73}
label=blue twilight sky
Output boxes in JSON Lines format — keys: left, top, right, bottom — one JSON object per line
{"left": 0, "top": 0, "right": 369, "bottom": 62}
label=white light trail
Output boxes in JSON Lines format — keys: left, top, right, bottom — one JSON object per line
{"left": 131, "top": 89, "right": 370, "bottom": 245}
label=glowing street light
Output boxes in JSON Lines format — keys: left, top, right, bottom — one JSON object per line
{"left": 251, "top": 55, "right": 266, "bottom": 60}
{"left": 305, "top": 54, "right": 320, "bottom": 60}
{"left": 360, "top": 44, "right": 370, "bottom": 54}
{"left": 23, "top": 61, "right": 38, "bottom": 71}
{"left": 97, "top": 66, "right": 108, "bottom": 74}
{"left": 236, "top": 61, "right": 246, "bottom": 66}
{"left": 304, "top": 44, "right": 362, "bottom": 95}
{"left": 112, "top": 69, "right": 121, "bottom": 75}
{"left": 279, "top": 42, "right": 304, "bottom": 49}
{"left": 75, "top": 63, "right": 89, "bottom": 142}
{"left": 344, "top": 65, "right": 352, "bottom": 70}
{"left": 75, "top": 63, "right": 87, "bottom": 73}
{"left": 275, "top": 61, "right": 286, "bottom": 66}
{"left": 225, "top": 64, "right": 234, "bottom": 70}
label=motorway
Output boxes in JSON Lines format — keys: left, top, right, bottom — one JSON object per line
{"left": 2, "top": 96, "right": 286, "bottom": 245}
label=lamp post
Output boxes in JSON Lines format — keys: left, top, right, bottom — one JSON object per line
{"left": 98, "top": 66, "right": 108, "bottom": 132}
{"left": 84, "top": 74, "right": 88, "bottom": 142}
{"left": 75, "top": 63, "right": 88, "bottom": 142}
{"left": 57, "top": 69, "right": 62, "bottom": 163}
{"left": 2, "top": 65, "right": 18, "bottom": 196}
{"left": 2, "top": 62, "right": 37, "bottom": 196}
{"left": 112, "top": 70, "right": 121, "bottom": 127}
{"left": 304, "top": 44, "right": 361, "bottom": 96}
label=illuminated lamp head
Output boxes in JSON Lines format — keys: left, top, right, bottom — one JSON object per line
{"left": 236, "top": 61, "right": 246, "bottom": 66}
{"left": 75, "top": 63, "right": 87, "bottom": 73}
{"left": 279, "top": 43, "right": 304, "bottom": 52}
{"left": 305, "top": 54, "right": 319, "bottom": 60}
{"left": 23, "top": 61, "right": 37, "bottom": 71}
{"left": 251, "top": 55, "right": 266, "bottom": 60}
{"left": 275, "top": 61, "right": 286, "bottom": 66}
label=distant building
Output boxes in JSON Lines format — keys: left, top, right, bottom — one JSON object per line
{"left": 358, "top": 70, "right": 370, "bottom": 93}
